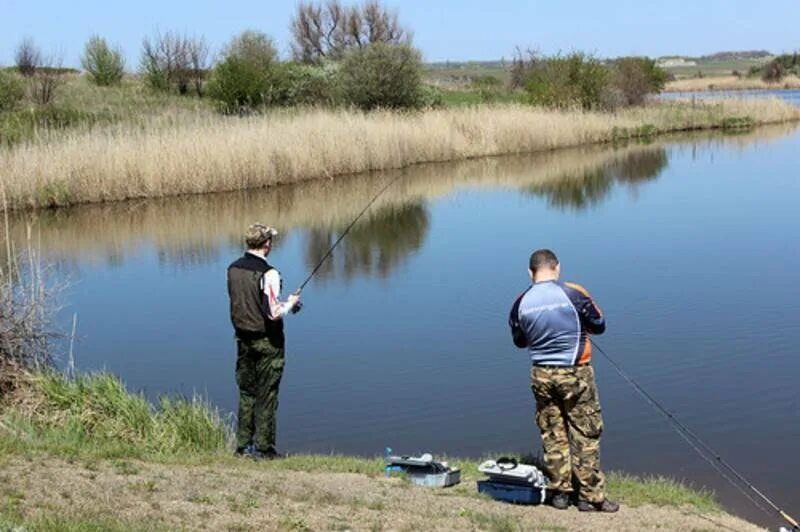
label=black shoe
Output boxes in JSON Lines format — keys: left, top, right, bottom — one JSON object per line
{"left": 577, "top": 499, "right": 619, "bottom": 513}
{"left": 550, "top": 491, "right": 571, "bottom": 510}
{"left": 234, "top": 445, "right": 253, "bottom": 457}
{"left": 252, "top": 447, "right": 285, "bottom": 461}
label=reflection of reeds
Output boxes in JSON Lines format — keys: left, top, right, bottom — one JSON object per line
{"left": 665, "top": 75, "right": 800, "bottom": 92}
{"left": 2, "top": 124, "right": 796, "bottom": 267}
{"left": 2, "top": 100, "right": 798, "bottom": 210}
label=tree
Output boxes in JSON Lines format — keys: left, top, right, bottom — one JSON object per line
{"left": 14, "top": 37, "right": 41, "bottom": 77}
{"left": 140, "top": 30, "right": 208, "bottom": 94}
{"left": 207, "top": 31, "right": 281, "bottom": 112}
{"left": 81, "top": 36, "right": 125, "bottom": 86}
{"left": 611, "top": 57, "right": 667, "bottom": 106}
{"left": 31, "top": 55, "right": 65, "bottom": 105}
{"left": 290, "top": 0, "right": 411, "bottom": 64}
{"left": 339, "top": 43, "right": 424, "bottom": 110}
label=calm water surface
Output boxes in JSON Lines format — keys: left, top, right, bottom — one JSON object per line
{"left": 7, "top": 124, "right": 800, "bottom": 527}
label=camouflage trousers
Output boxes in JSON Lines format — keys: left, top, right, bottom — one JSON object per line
{"left": 235, "top": 335, "right": 285, "bottom": 452}
{"left": 531, "top": 365, "right": 606, "bottom": 503}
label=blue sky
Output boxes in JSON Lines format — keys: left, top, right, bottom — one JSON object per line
{"left": 2, "top": 0, "right": 798, "bottom": 68}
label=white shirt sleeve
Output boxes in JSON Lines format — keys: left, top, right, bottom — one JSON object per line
{"left": 262, "top": 269, "right": 292, "bottom": 319}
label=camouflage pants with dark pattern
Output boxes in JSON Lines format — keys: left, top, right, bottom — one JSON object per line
{"left": 531, "top": 364, "right": 606, "bottom": 503}
{"left": 235, "top": 336, "right": 285, "bottom": 452}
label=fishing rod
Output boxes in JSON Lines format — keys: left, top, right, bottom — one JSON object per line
{"left": 590, "top": 338, "right": 799, "bottom": 532}
{"left": 295, "top": 172, "right": 406, "bottom": 294}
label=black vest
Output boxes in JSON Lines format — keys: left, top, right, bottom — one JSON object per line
{"left": 227, "top": 253, "right": 285, "bottom": 346}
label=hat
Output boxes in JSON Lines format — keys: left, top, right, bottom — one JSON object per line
{"left": 245, "top": 223, "right": 278, "bottom": 248}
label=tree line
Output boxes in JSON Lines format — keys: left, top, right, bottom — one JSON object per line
{"left": 1, "top": 0, "right": 671, "bottom": 114}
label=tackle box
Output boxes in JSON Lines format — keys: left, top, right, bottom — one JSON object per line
{"left": 477, "top": 480, "right": 546, "bottom": 505}
{"left": 384, "top": 452, "right": 461, "bottom": 488}
{"left": 476, "top": 458, "right": 548, "bottom": 505}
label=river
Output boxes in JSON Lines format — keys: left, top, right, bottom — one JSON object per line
{"left": 5, "top": 121, "right": 800, "bottom": 528}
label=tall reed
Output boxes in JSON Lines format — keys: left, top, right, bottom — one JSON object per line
{"left": 2, "top": 100, "right": 798, "bottom": 211}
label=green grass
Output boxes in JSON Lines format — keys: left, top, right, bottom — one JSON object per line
{"left": 0, "top": 511, "right": 169, "bottom": 531}
{"left": 0, "top": 369, "right": 721, "bottom": 517}
{"left": 606, "top": 472, "right": 719, "bottom": 512}
{"left": 1, "top": 371, "right": 229, "bottom": 460}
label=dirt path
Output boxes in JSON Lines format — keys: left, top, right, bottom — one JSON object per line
{"left": 0, "top": 457, "right": 762, "bottom": 531}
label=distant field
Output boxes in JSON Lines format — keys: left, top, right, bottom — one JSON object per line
{"left": 663, "top": 57, "right": 771, "bottom": 79}
{"left": 424, "top": 57, "right": 775, "bottom": 88}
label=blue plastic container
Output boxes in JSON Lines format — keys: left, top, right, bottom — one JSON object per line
{"left": 477, "top": 480, "right": 545, "bottom": 505}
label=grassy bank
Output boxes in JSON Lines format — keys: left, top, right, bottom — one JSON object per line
{"left": 0, "top": 369, "right": 763, "bottom": 531}
{"left": 665, "top": 75, "right": 800, "bottom": 92}
{"left": 0, "top": 98, "right": 797, "bottom": 211}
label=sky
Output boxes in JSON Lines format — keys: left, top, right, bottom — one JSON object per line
{"left": 2, "top": 0, "right": 798, "bottom": 68}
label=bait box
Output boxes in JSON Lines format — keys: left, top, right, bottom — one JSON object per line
{"left": 477, "top": 480, "right": 546, "bottom": 505}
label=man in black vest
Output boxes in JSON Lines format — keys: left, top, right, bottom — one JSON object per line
{"left": 227, "top": 223, "right": 301, "bottom": 460}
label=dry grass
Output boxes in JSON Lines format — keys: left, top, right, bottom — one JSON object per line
{"left": 665, "top": 75, "right": 800, "bottom": 92}
{"left": 2, "top": 100, "right": 798, "bottom": 211}
{"left": 0, "top": 457, "right": 763, "bottom": 531}
{"left": 3, "top": 123, "right": 797, "bottom": 269}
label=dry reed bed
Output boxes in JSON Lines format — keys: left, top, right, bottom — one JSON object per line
{"left": 665, "top": 75, "right": 800, "bottom": 92}
{"left": 5, "top": 122, "right": 798, "bottom": 266}
{"left": 2, "top": 100, "right": 799, "bottom": 210}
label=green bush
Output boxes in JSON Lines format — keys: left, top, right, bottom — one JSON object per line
{"left": 207, "top": 31, "right": 284, "bottom": 112}
{"left": 339, "top": 43, "right": 425, "bottom": 110}
{"left": 762, "top": 59, "right": 785, "bottom": 83}
{"left": 0, "top": 70, "right": 25, "bottom": 111}
{"left": 611, "top": 57, "right": 667, "bottom": 107}
{"left": 81, "top": 36, "right": 125, "bottom": 86}
{"left": 279, "top": 62, "right": 341, "bottom": 106}
{"left": 523, "top": 52, "right": 608, "bottom": 110}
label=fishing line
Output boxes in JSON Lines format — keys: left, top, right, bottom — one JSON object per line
{"left": 296, "top": 171, "right": 406, "bottom": 293}
{"left": 591, "top": 338, "right": 799, "bottom": 531}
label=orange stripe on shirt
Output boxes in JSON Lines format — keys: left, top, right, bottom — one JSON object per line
{"left": 565, "top": 281, "right": 604, "bottom": 317}
{"left": 578, "top": 338, "right": 593, "bottom": 365}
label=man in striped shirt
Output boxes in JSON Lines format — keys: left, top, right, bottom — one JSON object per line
{"left": 509, "top": 249, "right": 618, "bottom": 512}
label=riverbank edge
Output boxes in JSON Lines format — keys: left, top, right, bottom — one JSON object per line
{"left": 0, "top": 370, "right": 763, "bottom": 531}
{"left": 2, "top": 99, "right": 799, "bottom": 212}
{"left": 664, "top": 75, "right": 800, "bottom": 92}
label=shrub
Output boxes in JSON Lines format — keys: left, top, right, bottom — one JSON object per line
{"left": 339, "top": 43, "right": 424, "bottom": 110}
{"left": 280, "top": 62, "right": 341, "bottom": 106}
{"left": 81, "top": 36, "right": 125, "bottom": 86}
{"left": 611, "top": 57, "right": 667, "bottom": 107}
{"left": 523, "top": 52, "right": 608, "bottom": 110}
{"left": 14, "top": 37, "right": 40, "bottom": 77}
{"left": 762, "top": 59, "right": 785, "bottom": 83}
{"left": 0, "top": 71, "right": 25, "bottom": 111}
{"left": 140, "top": 30, "right": 207, "bottom": 95}
{"left": 207, "top": 31, "right": 282, "bottom": 112}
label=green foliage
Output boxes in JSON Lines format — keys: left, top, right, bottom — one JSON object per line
{"left": 5, "top": 371, "right": 229, "bottom": 457}
{"left": 0, "top": 71, "right": 25, "bottom": 111}
{"left": 81, "top": 36, "right": 125, "bottom": 86}
{"left": 207, "top": 31, "right": 283, "bottom": 112}
{"left": 279, "top": 62, "right": 341, "bottom": 107}
{"left": 762, "top": 58, "right": 786, "bottom": 83}
{"left": 523, "top": 52, "right": 608, "bottom": 110}
{"left": 721, "top": 116, "right": 755, "bottom": 130}
{"left": 339, "top": 43, "right": 425, "bottom": 110}
{"left": 0, "top": 105, "right": 115, "bottom": 147}
{"left": 611, "top": 57, "right": 667, "bottom": 106}
{"left": 606, "top": 472, "right": 719, "bottom": 512}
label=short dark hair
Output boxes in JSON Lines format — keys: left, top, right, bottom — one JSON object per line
{"left": 529, "top": 249, "right": 559, "bottom": 273}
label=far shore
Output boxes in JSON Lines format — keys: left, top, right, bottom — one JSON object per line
{"left": 665, "top": 75, "right": 800, "bottom": 92}
{"left": 2, "top": 98, "right": 799, "bottom": 212}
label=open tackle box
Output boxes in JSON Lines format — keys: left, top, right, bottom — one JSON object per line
{"left": 384, "top": 451, "right": 461, "bottom": 488}
{"left": 477, "top": 458, "right": 548, "bottom": 504}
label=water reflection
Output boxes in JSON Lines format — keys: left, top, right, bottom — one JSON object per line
{"left": 526, "top": 148, "right": 668, "bottom": 209}
{"left": 3, "top": 123, "right": 797, "bottom": 278}
{"left": 305, "top": 203, "right": 429, "bottom": 281}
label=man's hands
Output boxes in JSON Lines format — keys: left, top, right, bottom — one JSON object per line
{"left": 288, "top": 289, "right": 303, "bottom": 314}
